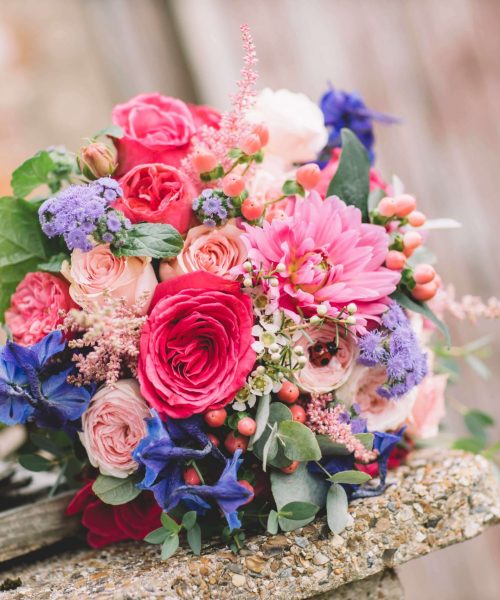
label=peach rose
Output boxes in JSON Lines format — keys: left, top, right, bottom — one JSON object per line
{"left": 337, "top": 364, "right": 417, "bottom": 431}
{"left": 79, "top": 379, "right": 151, "bottom": 478}
{"left": 62, "top": 245, "right": 157, "bottom": 313}
{"left": 159, "top": 221, "right": 246, "bottom": 281}
{"left": 406, "top": 373, "right": 447, "bottom": 439}
{"left": 294, "top": 327, "right": 357, "bottom": 394}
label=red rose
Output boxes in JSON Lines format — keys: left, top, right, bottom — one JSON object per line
{"left": 66, "top": 481, "right": 161, "bottom": 549}
{"left": 112, "top": 93, "right": 220, "bottom": 175}
{"left": 138, "top": 272, "right": 255, "bottom": 419}
{"left": 116, "top": 163, "right": 195, "bottom": 233}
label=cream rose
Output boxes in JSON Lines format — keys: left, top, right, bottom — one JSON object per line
{"left": 247, "top": 88, "right": 328, "bottom": 166}
{"left": 159, "top": 222, "right": 246, "bottom": 281}
{"left": 62, "top": 245, "right": 157, "bottom": 313}
{"left": 79, "top": 379, "right": 151, "bottom": 478}
{"left": 337, "top": 364, "right": 417, "bottom": 432}
{"left": 294, "top": 327, "right": 357, "bottom": 394}
{"left": 406, "top": 373, "right": 447, "bottom": 439}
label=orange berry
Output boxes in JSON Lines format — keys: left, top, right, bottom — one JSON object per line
{"left": 252, "top": 123, "right": 269, "bottom": 146}
{"left": 280, "top": 461, "right": 300, "bottom": 474}
{"left": 413, "top": 264, "right": 436, "bottom": 285}
{"left": 183, "top": 467, "right": 201, "bottom": 485}
{"left": 290, "top": 404, "right": 306, "bottom": 424}
{"left": 394, "top": 194, "right": 417, "bottom": 217}
{"left": 207, "top": 433, "right": 220, "bottom": 447}
{"left": 224, "top": 431, "right": 248, "bottom": 454}
{"left": 385, "top": 250, "right": 406, "bottom": 270}
{"left": 239, "top": 133, "right": 262, "bottom": 155}
{"left": 411, "top": 280, "right": 438, "bottom": 302}
{"left": 378, "top": 197, "right": 397, "bottom": 217}
{"left": 408, "top": 210, "right": 426, "bottom": 227}
{"left": 222, "top": 174, "right": 245, "bottom": 197}
{"left": 238, "top": 480, "right": 254, "bottom": 504}
{"left": 204, "top": 408, "right": 227, "bottom": 428}
{"left": 277, "top": 381, "right": 300, "bottom": 404}
{"left": 237, "top": 417, "right": 257, "bottom": 437}
{"left": 296, "top": 163, "right": 321, "bottom": 190}
{"left": 403, "top": 231, "right": 422, "bottom": 251}
{"left": 241, "top": 197, "right": 264, "bottom": 221}
{"left": 192, "top": 150, "right": 217, "bottom": 174}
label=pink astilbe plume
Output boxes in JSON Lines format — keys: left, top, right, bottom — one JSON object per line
{"left": 436, "top": 285, "right": 500, "bottom": 323}
{"left": 306, "top": 394, "right": 378, "bottom": 463}
{"left": 183, "top": 24, "right": 259, "bottom": 180}
{"left": 60, "top": 296, "right": 147, "bottom": 386}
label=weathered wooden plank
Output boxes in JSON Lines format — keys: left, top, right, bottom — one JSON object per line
{"left": 0, "top": 491, "right": 80, "bottom": 563}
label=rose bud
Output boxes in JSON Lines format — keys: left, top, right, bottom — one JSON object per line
{"left": 78, "top": 142, "right": 117, "bottom": 179}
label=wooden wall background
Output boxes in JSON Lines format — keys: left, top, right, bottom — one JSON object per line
{"left": 0, "top": 0, "right": 498, "bottom": 597}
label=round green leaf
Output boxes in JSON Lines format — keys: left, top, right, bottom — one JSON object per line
{"left": 278, "top": 420, "right": 321, "bottom": 462}
{"left": 329, "top": 470, "right": 371, "bottom": 485}
{"left": 326, "top": 483, "right": 349, "bottom": 534}
{"left": 92, "top": 474, "right": 141, "bottom": 505}
{"left": 278, "top": 501, "right": 319, "bottom": 521}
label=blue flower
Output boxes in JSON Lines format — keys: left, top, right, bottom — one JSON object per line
{"left": 0, "top": 331, "right": 92, "bottom": 429}
{"left": 319, "top": 86, "right": 398, "bottom": 163}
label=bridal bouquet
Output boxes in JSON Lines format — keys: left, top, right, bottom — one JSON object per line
{"left": 1, "top": 26, "right": 498, "bottom": 559}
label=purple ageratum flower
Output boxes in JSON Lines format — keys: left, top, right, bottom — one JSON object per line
{"left": 203, "top": 218, "right": 216, "bottom": 228}
{"left": 319, "top": 86, "right": 398, "bottom": 163}
{"left": 203, "top": 196, "right": 222, "bottom": 216}
{"left": 358, "top": 303, "right": 427, "bottom": 399}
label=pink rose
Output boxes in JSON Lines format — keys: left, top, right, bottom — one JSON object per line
{"left": 294, "top": 326, "right": 357, "bottom": 394}
{"left": 116, "top": 163, "right": 194, "bottom": 233}
{"left": 80, "top": 379, "right": 150, "bottom": 478}
{"left": 160, "top": 222, "right": 246, "bottom": 281}
{"left": 112, "top": 93, "right": 220, "bottom": 175}
{"left": 5, "top": 272, "right": 76, "bottom": 346}
{"left": 62, "top": 245, "right": 157, "bottom": 313}
{"left": 406, "top": 374, "right": 447, "bottom": 439}
{"left": 337, "top": 365, "right": 417, "bottom": 431}
{"left": 138, "top": 272, "right": 255, "bottom": 419}
{"left": 188, "top": 104, "right": 221, "bottom": 130}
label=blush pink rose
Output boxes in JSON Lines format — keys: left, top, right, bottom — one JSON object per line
{"left": 5, "top": 272, "right": 77, "bottom": 346}
{"left": 294, "top": 326, "right": 357, "bottom": 394}
{"left": 160, "top": 222, "right": 246, "bottom": 281}
{"left": 62, "top": 246, "right": 157, "bottom": 313}
{"left": 116, "top": 163, "right": 195, "bottom": 233}
{"left": 112, "top": 93, "right": 220, "bottom": 175}
{"left": 337, "top": 364, "right": 417, "bottom": 431}
{"left": 406, "top": 374, "right": 447, "bottom": 439}
{"left": 80, "top": 379, "right": 151, "bottom": 478}
{"left": 138, "top": 272, "right": 256, "bottom": 419}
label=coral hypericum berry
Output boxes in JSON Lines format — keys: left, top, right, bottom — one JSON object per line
{"left": 290, "top": 404, "right": 307, "bottom": 424}
{"left": 222, "top": 174, "right": 245, "bottom": 197}
{"left": 204, "top": 408, "right": 227, "bottom": 428}
{"left": 277, "top": 381, "right": 300, "bottom": 404}
{"left": 241, "top": 197, "right": 264, "bottom": 221}
{"left": 183, "top": 467, "right": 201, "bottom": 485}
{"left": 237, "top": 417, "right": 257, "bottom": 436}
{"left": 296, "top": 163, "right": 321, "bottom": 190}
{"left": 280, "top": 461, "right": 299, "bottom": 474}
{"left": 225, "top": 431, "right": 249, "bottom": 454}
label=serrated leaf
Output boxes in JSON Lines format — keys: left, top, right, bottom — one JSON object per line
{"left": 92, "top": 474, "right": 141, "bottom": 505}
{"left": 161, "top": 512, "right": 181, "bottom": 533}
{"left": 391, "top": 288, "right": 450, "bottom": 345}
{"left": 326, "top": 483, "right": 349, "bottom": 534}
{"left": 18, "top": 454, "right": 53, "bottom": 472}
{"left": 187, "top": 523, "right": 202, "bottom": 555}
{"left": 329, "top": 470, "right": 371, "bottom": 485}
{"left": 181, "top": 511, "right": 197, "bottom": 531}
{"left": 278, "top": 501, "right": 319, "bottom": 521}
{"left": 144, "top": 527, "right": 169, "bottom": 545}
{"left": 326, "top": 129, "right": 370, "bottom": 221}
{"left": 11, "top": 151, "right": 56, "bottom": 198}
{"left": 267, "top": 510, "right": 279, "bottom": 535}
{"left": 115, "top": 223, "right": 183, "bottom": 259}
{"left": 161, "top": 533, "right": 179, "bottom": 560}
{"left": 278, "top": 420, "right": 322, "bottom": 462}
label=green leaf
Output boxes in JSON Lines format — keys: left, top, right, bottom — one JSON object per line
{"left": 278, "top": 501, "right": 319, "bottom": 521}
{"left": 282, "top": 179, "right": 304, "bottom": 197}
{"left": 329, "top": 470, "right": 371, "bottom": 485}
{"left": 326, "top": 483, "right": 349, "bottom": 534}
{"left": 391, "top": 288, "right": 450, "bottom": 345}
{"left": 464, "top": 354, "right": 491, "bottom": 380}
{"left": 278, "top": 420, "right": 322, "bottom": 462}
{"left": 18, "top": 454, "right": 53, "bottom": 472}
{"left": 11, "top": 151, "right": 56, "bottom": 198}
{"left": 94, "top": 124, "right": 124, "bottom": 139}
{"left": 368, "top": 187, "right": 386, "bottom": 215}
{"left": 262, "top": 422, "right": 279, "bottom": 471}
{"left": 464, "top": 409, "right": 494, "bottom": 442}
{"left": 270, "top": 463, "right": 328, "bottom": 532}
{"left": 267, "top": 510, "right": 279, "bottom": 535}
{"left": 326, "top": 129, "right": 370, "bottom": 221}
{"left": 30, "top": 433, "right": 64, "bottom": 457}
{"left": 115, "top": 223, "right": 183, "bottom": 259}
{"left": 248, "top": 393, "right": 271, "bottom": 447}
{"left": 37, "top": 252, "right": 69, "bottom": 273}
{"left": 161, "top": 512, "right": 181, "bottom": 533}
{"left": 144, "top": 527, "right": 170, "bottom": 545}
{"left": 181, "top": 511, "right": 197, "bottom": 531}
{"left": 482, "top": 442, "right": 500, "bottom": 461}
{"left": 92, "top": 474, "right": 141, "bottom": 505}
{"left": 253, "top": 402, "right": 293, "bottom": 469}
{"left": 186, "top": 523, "right": 202, "bottom": 555}
{"left": 452, "top": 437, "right": 485, "bottom": 454}
{"left": 161, "top": 533, "right": 179, "bottom": 560}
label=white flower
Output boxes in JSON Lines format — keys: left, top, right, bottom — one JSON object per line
{"left": 248, "top": 88, "right": 328, "bottom": 166}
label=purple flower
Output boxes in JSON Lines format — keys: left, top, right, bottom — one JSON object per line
{"left": 203, "top": 218, "right": 216, "bottom": 228}
{"left": 203, "top": 196, "right": 222, "bottom": 216}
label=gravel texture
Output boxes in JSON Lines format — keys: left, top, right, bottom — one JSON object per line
{"left": 0, "top": 449, "right": 498, "bottom": 600}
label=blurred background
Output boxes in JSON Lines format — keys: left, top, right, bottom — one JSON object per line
{"left": 0, "top": 0, "right": 498, "bottom": 597}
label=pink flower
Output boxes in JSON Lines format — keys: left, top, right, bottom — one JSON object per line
{"left": 112, "top": 93, "right": 220, "bottom": 176}
{"left": 138, "top": 272, "right": 255, "bottom": 419}
{"left": 337, "top": 364, "right": 417, "bottom": 431}
{"left": 242, "top": 192, "right": 400, "bottom": 331}
{"left": 116, "top": 163, "right": 195, "bottom": 233}
{"left": 62, "top": 246, "right": 157, "bottom": 313}
{"left": 80, "top": 379, "right": 151, "bottom": 478}
{"left": 406, "top": 374, "right": 447, "bottom": 439}
{"left": 160, "top": 221, "right": 246, "bottom": 281}
{"left": 5, "top": 272, "right": 76, "bottom": 346}
{"left": 294, "top": 326, "right": 357, "bottom": 394}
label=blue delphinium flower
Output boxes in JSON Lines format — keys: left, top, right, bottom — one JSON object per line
{"left": 0, "top": 330, "right": 92, "bottom": 429}
{"left": 358, "top": 303, "right": 428, "bottom": 399}
{"left": 39, "top": 178, "right": 127, "bottom": 252}
{"left": 319, "top": 85, "right": 398, "bottom": 163}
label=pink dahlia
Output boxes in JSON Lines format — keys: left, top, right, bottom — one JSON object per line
{"left": 242, "top": 192, "right": 400, "bottom": 331}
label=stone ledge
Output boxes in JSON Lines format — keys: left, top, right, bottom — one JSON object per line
{"left": 1, "top": 449, "right": 499, "bottom": 600}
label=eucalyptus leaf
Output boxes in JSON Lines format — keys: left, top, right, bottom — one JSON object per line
{"left": 161, "top": 533, "right": 179, "bottom": 560}
{"left": 92, "top": 474, "right": 141, "bottom": 505}
{"left": 248, "top": 393, "right": 271, "bottom": 447}
{"left": 186, "top": 523, "right": 202, "bottom": 555}
{"left": 144, "top": 527, "right": 169, "bottom": 545}
{"left": 329, "top": 470, "right": 371, "bottom": 485}
{"left": 278, "top": 501, "right": 319, "bottom": 521}
{"left": 278, "top": 420, "right": 322, "bottom": 462}
{"left": 326, "top": 129, "right": 370, "bottom": 221}
{"left": 262, "top": 422, "right": 279, "bottom": 472}
{"left": 11, "top": 151, "right": 56, "bottom": 198}
{"left": 115, "top": 223, "right": 183, "bottom": 259}
{"left": 253, "top": 403, "right": 293, "bottom": 469}
{"left": 267, "top": 510, "right": 279, "bottom": 535}
{"left": 326, "top": 483, "right": 349, "bottom": 534}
